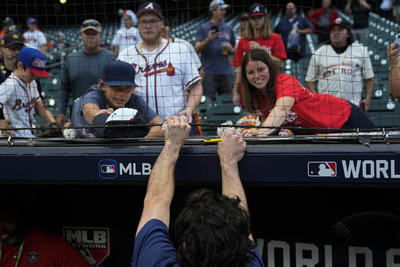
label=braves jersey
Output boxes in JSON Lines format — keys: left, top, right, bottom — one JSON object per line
{"left": 305, "top": 43, "right": 374, "bottom": 106}
{"left": 0, "top": 73, "right": 41, "bottom": 137}
{"left": 0, "top": 227, "right": 90, "bottom": 267}
{"left": 257, "top": 74, "right": 351, "bottom": 129}
{"left": 112, "top": 26, "right": 141, "bottom": 52}
{"left": 232, "top": 34, "right": 287, "bottom": 67}
{"left": 117, "top": 38, "right": 201, "bottom": 120}
{"left": 23, "top": 30, "right": 47, "bottom": 51}
{"left": 172, "top": 37, "right": 202, "bottom": 70}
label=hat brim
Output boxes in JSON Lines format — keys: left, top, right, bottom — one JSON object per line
{"left": 3, "top": 40, "right": 24, "bottom": 48}
{"left": 250, "top": 13, "right": 266, "bottom": 17}
{"left": 28, "top": 67, "right": 50, "bottom": 78}
{"left": 103, "top": 81, "right": 137, "bottom": 87}
{"left": 137, "top": 9, "right": 163, "bottom": 19}
{"left": 81, "top": 26, "right": 101, "bottom": 33}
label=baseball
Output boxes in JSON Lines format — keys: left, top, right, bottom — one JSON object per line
{"left": 63, "top": 128, "right": 76, "bottom": 139}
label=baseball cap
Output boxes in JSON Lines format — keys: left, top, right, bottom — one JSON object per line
{"left": 240, "top": 12, "right": 249, "bottom": 21}
{"left": 136, "top": 2, "right": 164, "bottom": 19}
{"left": 81, "top": 19, "right": 102, "bottom": 33}
{"left": 27, "top": 17, "right": 37, "bottom": 24}
{"left": 248, "top": 3, "right": 267, "bottom": 17}
{"left": 102, "top": 61, "right": 137, "bottom": 87}
{"left": 17, "top": 47, "right": 50, "bottom": 78}
{"left": 328, "top": 17, "right": 352, "bottom": 31}
{"left": 92, "top": 108, "right": 150, "bottom": 138}
{"left": 3, "top": 17, "right": 14, "bottom": 26}
{"left": 1, "top": 32, "right": 24, "bottom": 48}
{"left": 209, "top": 0, "right": 230, "bottom": 11}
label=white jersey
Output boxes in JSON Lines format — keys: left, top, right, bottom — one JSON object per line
{"left": 0, "top": 73, "right": 41, "bottom": 138}
{"left": 23, "top": 30, "right": 47, "bottom": 51}
{"left": 305, "top": 43, "right": 374, "bottom": 106}
{"left": 118, "top": 38, "right": 201, "bottom": 120}
{"left": 112, "top": 26, "right": 141, "bottom": 51}
{"left": 172, "top": 37, "right": 202, "bottom": 70}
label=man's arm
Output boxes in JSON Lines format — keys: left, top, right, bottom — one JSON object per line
{"left": 0, "top": 119, "right": 14, "bottom": 137}
{"left": 388, "top": 44, "right": 400, "bottom": 98}
{"left": 136, "top": 116, "right": 191, "bottom": 236}
{"left": 82, "top": 103, "right": 102, "bottom": 124}
{"left": 178, "top": 80, "right": 203, "bottom": 123}
{"left": 306, "top": 81, "right": 316, "bottom": 93}
{"left": 194, "top": 29, "right": 218, "bottom": 53}
{"left": 360, "top": 77, "right": 374, "bottom": 111}
{"left": 35, "top": 100, "right": 56, "bottom": 123}
{"left": 145, "top": 116, "right": 164, "bottom": 138}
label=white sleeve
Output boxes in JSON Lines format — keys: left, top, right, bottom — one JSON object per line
{"left": 180, "top": 45, "right": 201, "bottom": 90}
{"left": 0, "top": 81, "right": 14, "bottom": 106}
{"left": 362, "top": 46, "right": 374, "bottom": 79}
{"left": 38, "top": 32, "right": 47, "bottom": 46}
{"left": 111, "top": 31, "right": 120, "bottom": 47}
{"left": 117, "top": 47, "right": 129, "bottom": 62}
{"left": 305, "top": 53, "right": 319, "bottom": 82}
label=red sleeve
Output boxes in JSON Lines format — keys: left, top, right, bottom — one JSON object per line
{"left": 330, "top": 10, "right": 338, "bottom": 23}
{"left": 308, "top": 10, "right": 318, "bottom": 25}
{"left": 55, "top": 237, "right": 91, "bottom": 267}
{"left": 233, "top": 38, "right": 245, "bottom": 67}
{"left": 271, "top": 34, "right": 287, "bottom": 60}
{"left": 275, "top": 74, "right": 303, "bottom": 100}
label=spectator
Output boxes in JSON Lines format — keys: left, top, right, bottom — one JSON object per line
{"left": 195, "top": 0, "right": 235, "bottom": 102}
{"left": 387, "top": 43, "right": 400, "bottom": 97}
{"left": 380, "top": 0, "right": 393, "bottom": 19}
{"left": 344, "top": 0, "right": 372, "bottom": 44}
{"left": 54, "top": 32, "right": 70, "bottom": 50}
{"left": 1, "top": 17, "right": 16, "bottom": 37}
{"left": 232, "top": 3, "right": 287, "bottom": 106}
{"left": 236, "top": 12, "right": 249, "bottom": 46}
{"left": 0, "top": 194, "right": 90, "bottom": 267}
{"left": 56, "top": 19, "right": 115, "bottom": 125}
{"left": 132, "top": 117, "right": 264, "bottom": 266}
{"left": 71, "top": 60, "right": 163, "bottom": 138}
{"left": 112, "top": 13, "right": 141, "bottom": 55}
{"left": 118, "top": 2, "right": 203, "bottom": 127}
{"left": 305, "top": 18, "right": 374, "bottom": 110}
{"left": 23, "top": 18, "right": 47, "bottom": 54}
{"left": 274, "top": 2, "right": 313, "bottom": 62}
{"left": 0, "top": 47, "right": 56, "bottom": 138}
{"left": 393, "top": 0, "right": 400, "bottom": 23}
{"left": 308, "top": 0, "right": 338, "bottom": 44}
{"left": 118, "top": 9, "right": 138, "bottom": 28}
{"left": 240, "top": 49, "right": 375, "bottom": 137}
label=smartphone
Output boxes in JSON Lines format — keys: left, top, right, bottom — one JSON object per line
{"left": 211, "top": 25, "right": 219, "bottom": 32}
{"left": 393, "top": 34, "right": 400, "bottom": 55}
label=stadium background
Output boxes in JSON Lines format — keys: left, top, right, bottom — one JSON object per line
{"left": 2, "top": 0, "right": 400, "bottom": 266}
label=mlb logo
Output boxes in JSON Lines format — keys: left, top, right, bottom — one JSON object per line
{"left": 308, "top": 161, "right": 337, "bottom": 177}
{"left": 99, "top": 160, "right": 118, "bottom": 179}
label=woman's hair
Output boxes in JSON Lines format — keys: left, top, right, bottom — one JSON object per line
{"left": 325, "top": 27, "right": 354, "bottom": 46}
{"left": 241, "top": 48, "right": 280, "bottom": 113}
{"left": 243, "top": 15, "right": 273, "bottom": 40}
{"left": 174, "top": 188, "right": 255, "bottom": 267}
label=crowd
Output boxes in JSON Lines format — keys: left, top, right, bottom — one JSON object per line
{"left": 0, "top": 0, "right": 399, "bottom": 139}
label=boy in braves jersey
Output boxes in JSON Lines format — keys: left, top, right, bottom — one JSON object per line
{"left": 117, "top": 2, "right": 203, "bottom": 125}
{"left": 0, "top": 47, "right": 56, "bottom": 137}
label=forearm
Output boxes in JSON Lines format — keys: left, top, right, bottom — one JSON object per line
{"left": 195, "top": 38, "right": 212, "bottom": 53}
{"left": 233, "top": 67, "right": 242, "bottom": 94}
{"left": 365, "top": 78, "right": 374, "bottom": 102}
{"left": 186, "top": 81, "right": 203, "bottom": 115}
{"left": 260, "top": 105, "right": 291, "bottom": 135}
{"left": 221, "top": 158, "right": 248, "bottom": 211}
{"left": 390, "top": 62, "right": 400, "bottom": 98}
{"left": 297, "top": 28, "right": 313, "bottom": 34}
{"left": 306, "top": 81, "right": 316, "bottom": 93}
{"left": 36, "top": 102, "right": 56, "bottom": 123}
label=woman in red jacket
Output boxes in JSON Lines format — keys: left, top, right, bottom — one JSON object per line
{"left": 240, "top": 49, "right": 375, "bottom": 137}
{"left": 308, "top": 0, "right": 338, "bottom": 43}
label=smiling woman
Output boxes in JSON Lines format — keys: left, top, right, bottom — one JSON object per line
{"left": 240, "top": 48, "right": 376, "bottom": 136}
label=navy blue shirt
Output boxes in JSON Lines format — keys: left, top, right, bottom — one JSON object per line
{"left": 132, "top": 219, "right": 265, "bottom": 267}
{"left": 274, "top": 15, "right": 313, "bottom": 58}
{"left": 71, "top": 84, "right": 156, "bottom": 136}
{"left": 196, "top": 21, "right": 236, "bottom": 75}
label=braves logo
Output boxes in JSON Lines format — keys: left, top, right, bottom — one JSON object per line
{"left": 12, "top": 97, "right": 39, "bottom": 113}
{"left": 27, "top": 251, "right": 39, "bottom": 264}
{"left": 133, "top": 60, "right": 175, "bottom": 77}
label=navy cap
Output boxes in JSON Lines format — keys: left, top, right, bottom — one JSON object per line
{"left": 27, "top": 17, "right": 37, "bottom": 24}
{"left": 102, "top": 61, "right": 137, "bottom": 87}
{"left": 17, "top": 47, "right": 50, "bottom": 78}
{"left": 1, "top": 32, "right": 24, "bottom": 48}
{"left": 137, "top": 2, "right": 163, "bottom": 19}
{"left": 249, "top": 3, "right": 267, "bottom": 17}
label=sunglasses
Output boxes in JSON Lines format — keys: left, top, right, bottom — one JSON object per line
{"left": 82, "top": 20, "right": 99, "bottom": 27}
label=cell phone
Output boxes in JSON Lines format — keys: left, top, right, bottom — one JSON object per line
{"left": 211, "top": 25, "right": 219, "bottom": 32}
{"left": 393, "top": 34, "right": 400, "bottom": 55}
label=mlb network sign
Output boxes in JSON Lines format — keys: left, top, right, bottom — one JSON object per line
{"left": 308, "top": 160, "right": 400, "bottom": 179}
{"left": 98, "top": 159, "right": 152, "bottom": 179}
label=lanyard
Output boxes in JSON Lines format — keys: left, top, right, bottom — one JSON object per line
{"left": 0, "top": 241, "right": 25, "bottom": 267}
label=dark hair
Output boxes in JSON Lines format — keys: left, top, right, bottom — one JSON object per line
{"left": 326, "top": 27, "right": 354, "bottom": 46}
{"left": 241, "top": 48, "right": 280, "bottom": 113}
{"left": 174, "top": 188, "right": 255, "bottom": 267}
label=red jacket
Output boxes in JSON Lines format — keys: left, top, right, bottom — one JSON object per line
{"left": 308, "top": 8, "right": 338, "bottom": 33}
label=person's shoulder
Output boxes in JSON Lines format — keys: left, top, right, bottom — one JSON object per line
{"left": 66, "top": 49, "right": 83, "bottom": 59}
{"left": 100, "top": 48, "right": 115, "bottom": 56}
{"left": 315, "top": 44, "right": 330, "bottom": 54}
{"left": 270, "top": 33, "right": 283, "bottom": 40}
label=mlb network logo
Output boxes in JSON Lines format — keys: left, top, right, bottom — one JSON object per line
{"left": 308, "top": 161, "right": 337, "bottom": 177}
{"left": 99, "top": 160, "right": 118, "bottom": 179}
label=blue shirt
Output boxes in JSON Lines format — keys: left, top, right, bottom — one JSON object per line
{"left": 132, "top": 219, "right": 265, "bottom": 267}
{"left": 274, "top": 15, "right": 313, "bottom": 58}
{"left": 71, "top": 84, "right": 156, "bottom": 136}
{"left": 195, "top": 21, "right": 236, "bottom": 75}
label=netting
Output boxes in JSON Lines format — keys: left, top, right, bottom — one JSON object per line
{"left": 0, "top": 0, "right": 399, "bottom": 139}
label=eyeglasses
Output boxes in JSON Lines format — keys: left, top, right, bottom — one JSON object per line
{"left": 138, "top": 19, "right": 161, "bottom": 27}
{"left": 82, "top": 20, "right": 99, "bottom": 28}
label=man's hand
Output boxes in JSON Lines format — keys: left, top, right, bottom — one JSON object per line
{"left": 164, "top": 116, "right": 191, "bottom": 148}
{"left": 178, "top": 109, "right": 193, "bottom": 123}
{"left": 0, "top": 119, "right": 14, "bottom": 137}
{"left": 387, "top": 44, "right": 399, "bottom": 65}
{"left": 56, "top": 113, "right": 67, "bottom": 125}
{"left": 207, "top": 29, "right": 219, "bottom": 41}
{"left": 95, "top": 108, "right": 114, "bottom": 117}
{"left": 218, "top": 128, "right": 246, "bottom": 163}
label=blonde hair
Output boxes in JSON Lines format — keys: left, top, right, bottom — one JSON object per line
{"left": 243, "top": 15, "right": 273, "bottom": 40}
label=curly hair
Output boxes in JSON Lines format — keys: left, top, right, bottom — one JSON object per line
{"left": 174, "top": 188, "right": 255, "bottom": 267}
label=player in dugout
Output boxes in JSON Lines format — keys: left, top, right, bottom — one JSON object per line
{"left": 240, "top": 48, "right": 375, "bottom": 137}
{"left": 70, "top": 60, "right": 163, "bottom": 138}
{"left": 132, "top": 116, "right": 263, "bottom": 266}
